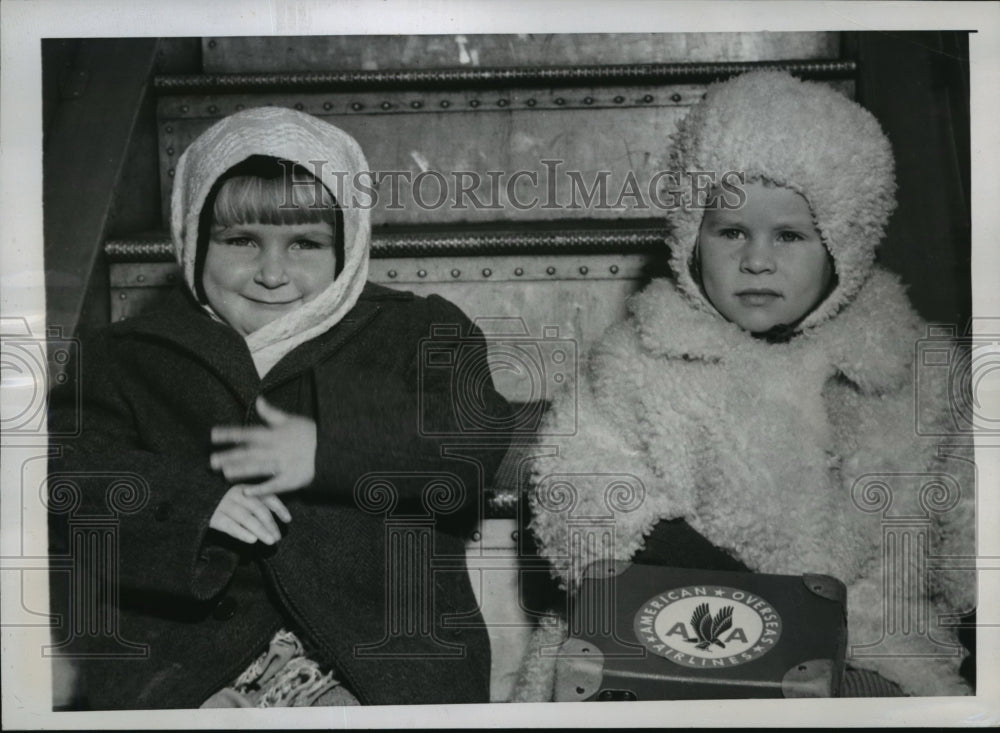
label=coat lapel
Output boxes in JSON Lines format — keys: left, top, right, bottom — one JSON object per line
{"left": 261, "top": 299, "right": 382, "bottom": 391}
{"left": 114, "top": 288, "right": 262, "bottom": 406}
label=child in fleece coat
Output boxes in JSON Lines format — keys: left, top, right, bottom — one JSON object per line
{"left": 518, "top": 71, "right": 975, "bottom": 699}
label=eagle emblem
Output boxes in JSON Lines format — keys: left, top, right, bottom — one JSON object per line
{"left": 686, "top": 602, "right": 734, "bottom": 650}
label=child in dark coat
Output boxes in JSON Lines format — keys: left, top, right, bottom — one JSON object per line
{"left": 48, "top": 107, "right": 511, "bottom": 709}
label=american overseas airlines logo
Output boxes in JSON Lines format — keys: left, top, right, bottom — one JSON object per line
{"left": 633, "top": 585, "right": 783, "bottom": 668}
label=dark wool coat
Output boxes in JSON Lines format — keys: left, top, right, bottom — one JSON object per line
{"left": 48, "top": 283, "right": 512, "bottom": 709}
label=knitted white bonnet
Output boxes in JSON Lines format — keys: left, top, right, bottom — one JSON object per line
{"left": 170, "top": 107, "right": 372, "bottom": 375}
{"left": 665, "top": 70, "right": 897, "bottom": 330}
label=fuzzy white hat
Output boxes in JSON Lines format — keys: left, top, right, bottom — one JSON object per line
{"left": 170, "top": 107, "right": 372, "bottom": 376}
{"left": 665, "top": 70, "right": 897, "bottom": 330}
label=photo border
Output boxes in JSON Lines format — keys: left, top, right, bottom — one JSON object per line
{"left": 2, "top": 0, "right": 998, "bottom": 728}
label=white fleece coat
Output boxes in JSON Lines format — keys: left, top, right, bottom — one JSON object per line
{"left": 528, "top": 268, "right": 975, "bottom": 697}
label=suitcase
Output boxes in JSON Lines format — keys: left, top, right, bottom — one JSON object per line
{"left": 554, "top": 560, "right": 847, "bottom": 701}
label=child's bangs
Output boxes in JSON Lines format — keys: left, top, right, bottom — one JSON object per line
{"left": 211, "top": 168, "right": 338, "bottom": 227}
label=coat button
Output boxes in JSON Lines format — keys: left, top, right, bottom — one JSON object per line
{"left": 212, "top": 597, "right": 237, "bottom": 621}
{"left": 153, "top": 502, "right": 171, "bottom": 521}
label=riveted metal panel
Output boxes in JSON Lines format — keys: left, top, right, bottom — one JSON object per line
{"left": 202, "top": 33, "right": 841, "bottom": 73}
{"left": 156, "top": 84, "right": 701, "bottom": 228}
{"left": 155, "top": 75, "right": 853, "bottom": 230}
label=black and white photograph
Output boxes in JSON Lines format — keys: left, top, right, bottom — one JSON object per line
{"left": 1, "top": 1, "right": 998, "bottom": 728}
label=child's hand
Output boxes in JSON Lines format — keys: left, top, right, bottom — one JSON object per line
{"left": 209, "top": 486, "right": 291, "bottom": 545}
{"left": 210, "top": 396, "right": 317, "bottom": 496}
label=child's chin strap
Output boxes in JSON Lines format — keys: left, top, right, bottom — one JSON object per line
{"left": 750, "top": 323, "right": 799, "bottom": 344}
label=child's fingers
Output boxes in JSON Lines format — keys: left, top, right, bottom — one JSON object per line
{"left": 242, "top": 478, "right": 294, "bottom": 497}
{"left": 209, "top": 513, "right": 261, "bottom": 545}
{"left": 221, "top": 462, "right": 277, "bottom": 483}
{"left": 260, "top": 493, "right": 292, "bottom": 523}
{"left": 255, "top": 396, "right": 290, "bottom": 427}
{"left": 234, "top": 493, "right": 282, "bottom": 542}
{"left": 211, "top": 425, "right": 268, "bottom": 445}
{"left": 211, "top": 448, "right": 276, "bottom": 481}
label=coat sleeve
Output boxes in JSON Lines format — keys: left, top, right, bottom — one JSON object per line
{"left": 309, "top": 294, "right": 512, "bottom": 519}
{"left": 833, "top": 363, "right": 974, "bottom": 695}
{"left": 918, "top": 350, "right": 977, "bottom": 616}
{"left": 48, "top": 330, "right": 238, "bottom": 603}
{"left": 527, "top": 326, "right": 694, "bottom": 591}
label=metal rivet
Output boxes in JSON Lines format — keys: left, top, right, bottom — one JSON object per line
{"left": 180, "top": 105, "right": 189, "bottom": 113}
{"left": 450, "top": 269, "right": 460, "bottom": 278}
{"left": 579, "top": 266, "right": 589, "bottom": 275}
{"left": 168, "top": 168, "right": 175, "bottom": 177}
{"left": 118, "top": 292, "right": 127, "bottom": 300}
{"left": 440, "top": 100, "right": 451, "bottom": 108}
{"left": 388, "top": 269, "right": 397, "bottom": 278}
{"left": 471, "top": 530, "right": 481, "bottom": 542}
{"left": 482, "top": 268, "right": 492, "bottom": 278}
{"left": 610, "top": 265, "right": 619, "bottom": 274}
{"left": 235, "top": 104, "right": 244, "bottom": 111}
{"left": 583, "top": 96, "right": 594, "bottom": 105}
{"left": 554, "top": 97, "right": 565, "bottom": 106}
{"left": 671, "top": 92, "right": 682, "bottom": 103}
{"left": 410, "top": 100, "right": 423, "bottom": 109}
{"left": 514, "top": 267, "right": 524, "bottom": 276}
{"left": 208, "top": 39, "right": 217, "bottom": 49}
{"left": 510, "top": 530, "right": 518, "bottom": 542}
{"left": 208, "top": 105, "right": 218, "bottom": 114}
{"left": 166, "top": 147, "right": 174, "bottom": 156}
{"left": 380, "top": 101, "right": 392, "bottom": 110}
{"left": 526, "top": 98, "right": 537, "bottom": 107}
{"left": 613, "top": 96, "right": 624, "bottom": 104}
{"left": 137, "top": 274, "right": 146, "bottom": 283}
{"left": 351, "top": 102, "right": 363, "bottom": 111}
{"left": 165, "top": 125, "right": 173, "bottom": 133}
{"left": 643, "top": 94, "right": 654, "bottom": 103}
{"left": 497, "top": 98, "right": 509, "bottom": 107}
{"left": 417, "top": 269, "right": 427, "bottom": 278}
{"left": 294, "top": 103, "right": 304, "bottom": 111}
{"left": 323, "top": 102, "right": 333, "bottom": 110}
{"left": 469, "top": 99, "right": 480, "bottom": 108}
{"left": 546, "top": 266, "right": 556, "bottom": 275}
